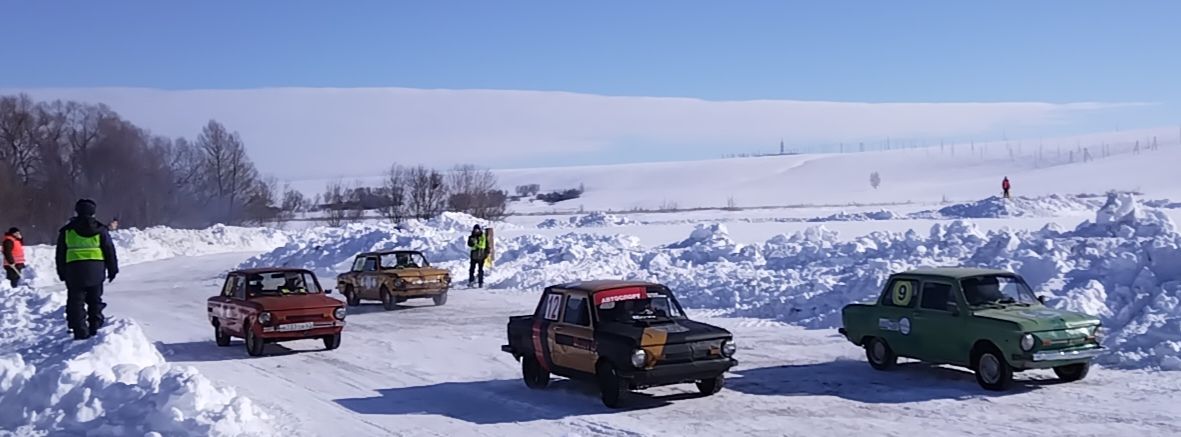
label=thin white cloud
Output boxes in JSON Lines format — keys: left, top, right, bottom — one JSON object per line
{"left": 3, "top": 87, "right": 1142, "bottom": 180}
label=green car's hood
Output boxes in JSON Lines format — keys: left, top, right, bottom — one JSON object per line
{"left": 973, "top": 306, "right": 1100, "bottom": 331}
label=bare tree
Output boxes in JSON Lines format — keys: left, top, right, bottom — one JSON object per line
{"left": 279, "top": 185, "right": 308, "bottom": 221}
{"left": 870, "top": 171, "right": 882, "bottom": 189}
{"left": 196, "top": 120, "right": 263, "bottom": 224}
{"left": 407, "top": 165, "right": 447, "bottom": 219}
{"left": 381, "top": 164, "right": 409, "bottom": 222}
{"left": 321, "top": 180, "right": 349, "bottom": 227}
{"left": 446, "top": 164, "right": 507, "bottom": 220}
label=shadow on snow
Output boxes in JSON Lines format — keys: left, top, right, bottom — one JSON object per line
{"left": 728, "top": 359, "right": 1065, "bottom": 403}
{"left": 334, "top": 378, "right": 702, "bottom": 424}
{"left": 154, "top": 339, "right": 330, "bottom": 362}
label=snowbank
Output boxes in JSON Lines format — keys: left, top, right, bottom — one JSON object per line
{"left": 8, "top": 224, "right": 290, "bottom": 289}
{"left": 247, "top": 194, "right": 1181, "bottom": 370}
{"left": 537, "top": 212, "right": 639, "bottom": 229}
{"left": 914, "top": 194, "right": 1103, "bottom": 219}
{"left": 807, "top": 209, "right": 901, "bottom": 222}
{"left": 0, "top": 285, "right": 275, "bottom": 436}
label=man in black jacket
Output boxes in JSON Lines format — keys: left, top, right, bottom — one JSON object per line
{"left": 56, "top": 199, "right": 119, "bottom": 340}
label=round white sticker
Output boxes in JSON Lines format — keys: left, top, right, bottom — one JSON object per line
{"left": 899, "top": 317, "right": 911, "bottom": 335}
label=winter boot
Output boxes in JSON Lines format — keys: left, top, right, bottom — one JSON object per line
{"left": 71, "top": 326, "right": 90, "bottom": 341}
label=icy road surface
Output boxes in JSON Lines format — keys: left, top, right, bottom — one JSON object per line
{"left": 110, "top": 253, "right": 1181, "bottom": 437}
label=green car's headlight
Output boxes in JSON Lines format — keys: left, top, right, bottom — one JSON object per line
{"left": 1020, "top": 333, "right": 1035, "bottom": 352}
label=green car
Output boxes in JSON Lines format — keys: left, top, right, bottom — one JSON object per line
{"left": 840, "top": 268, "right": 1104, "bottom": 390}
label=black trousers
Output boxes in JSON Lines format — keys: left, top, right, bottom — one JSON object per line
{"left": 4, "top": 265, "right": 21, "bottom": 288}
{"left": 468, "top": 259, "right": 484, "bottom": 285}
{"left": 66, "top": 283, "right": 105, "bottom": 334}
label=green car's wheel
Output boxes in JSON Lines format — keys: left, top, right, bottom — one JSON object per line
{"left": 974, "top": 348, "right": 1013, "bottom": 391}
{"left": 1053, "top": 363, "right": 1090, "bottom": 382}
{"left": 866, "top": 337, "right": 897, "bottom": 370}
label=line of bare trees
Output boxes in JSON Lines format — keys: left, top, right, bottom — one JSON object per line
{"left": 319, "top": 163, "right": 508, "bottom": 226}
{"left": 0, "top": 94, "right": 284, "bottom": 243}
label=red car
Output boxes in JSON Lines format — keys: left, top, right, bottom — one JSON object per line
{"left": 208, "top": 268, "right": 345, "bottom": 356}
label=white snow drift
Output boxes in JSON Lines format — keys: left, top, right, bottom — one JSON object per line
{"left": 8, "top": 224, "right": 290, "bottom": 289}
{"left": 249, "top": 195, "right": 1181, "bottom": 370}
{"left": 537, "top": 212, "right": 638, "bottom": 229}
{"left": 0, "top": 285, "right": 274, "bottom": 436}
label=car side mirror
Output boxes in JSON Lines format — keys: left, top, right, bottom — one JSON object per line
{"left": 1037, "top": 295, "right": 1047, "bottom": 304}
{"left": 325, "top": 289, "right": 333, "bottom": 295}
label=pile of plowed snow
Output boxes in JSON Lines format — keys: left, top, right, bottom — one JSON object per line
{"left": 537, "top": 212, "right": 638, "bottom": 228}
{"left": 0, "top": 285, "right": 274, "bottom": 436}
{"left": 8, "top": 224, "right": 290, "bottom": 289}
{"left": 807, "top": 209, "right": 901, "bottom": 222}
{"left": 914, "top": 194, "right": 1104, "bottom": 219}
{"left": 246, "top": 197, "right": 1181, "bottom": 370}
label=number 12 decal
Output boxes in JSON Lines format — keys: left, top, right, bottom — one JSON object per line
{"left": 543, "top": 294, "right": 563, "bottom": 321}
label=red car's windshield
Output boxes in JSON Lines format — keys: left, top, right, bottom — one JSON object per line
{"left": 246, "top": 271, "right": 322, "bottom": 296}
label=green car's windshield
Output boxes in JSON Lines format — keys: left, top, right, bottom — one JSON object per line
{"left": 961, "top": 275, "right": 1038, "bottom": 306}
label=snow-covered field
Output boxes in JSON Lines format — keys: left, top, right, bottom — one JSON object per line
{"left": 4, "top": 141, "right": 1181, "bottom": 436}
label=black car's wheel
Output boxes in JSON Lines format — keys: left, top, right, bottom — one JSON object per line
{"left": 245, "top": 323, "right": 265, "bottom": 357}
{"left": 866, "top": 337, "right": 897, "bottom": 370}
{"left": 380, "top": 286, "right": 397, "bottom": 311}
{"left": 597, "top": 361, "right": 629, "bottom": 408}
{"left": 522, "top": 355, "right": 550, "bottom": 389}
{"left": 974, "top": 347, "right": 1013, "bottom": 391}
{"left": 344, "top": 285, "right": 360, "bottom": 307}
{"left": 432, "top": 291, "right": 448, "bottom": 306}
{"left": 214, "top": 322, "right": 231, "bottom": 347}
{"left": 323, "top": 333, "right": 342, "bottom": 351}
{"left": 696, "top": 374, "right": 725, "bottom": 396}
{"left": 1053, "top": 363, "right": 1090, "bottom": 382}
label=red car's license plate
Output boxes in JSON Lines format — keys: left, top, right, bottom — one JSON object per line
{"left": 278, "top": 322, "right": 314, "bottom": 332}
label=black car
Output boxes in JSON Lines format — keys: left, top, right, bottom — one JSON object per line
{"left": 502, "top": 280, "right": 738, "bottom": 407}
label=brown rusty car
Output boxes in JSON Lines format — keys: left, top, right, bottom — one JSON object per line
{"left": 207, "top": 268, "right": 346, "bottom": 357}
{"left": 335, "top": 250, "right": 451, "bottom": 310}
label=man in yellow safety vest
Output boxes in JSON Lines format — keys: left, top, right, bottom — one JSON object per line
{"left": 55, "top": 199, "right": 120, "bottom": 340}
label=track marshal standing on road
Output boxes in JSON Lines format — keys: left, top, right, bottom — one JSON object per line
{"left": 56, "top": 199, "right": 119, "bottom": 340}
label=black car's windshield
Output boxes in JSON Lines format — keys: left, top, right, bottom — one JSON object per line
{"left": 596, "top": 291, "right": 686, "bottom": 324}
{"left": 961, "top": 275, "right": 1038, "bottom": 306}
{"left": 247, "top": 271, "right": 322, "bottom": 296}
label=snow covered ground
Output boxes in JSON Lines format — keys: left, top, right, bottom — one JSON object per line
{"left": 5, "top": 139, "right": 1181, "bottom": 436}
{"left": 73, "top": 254, "right": 1181, "bottom": 436}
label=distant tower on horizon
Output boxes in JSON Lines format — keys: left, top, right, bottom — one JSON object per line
{"left": 780, "top": 139, "right": 785, "bottom": 155}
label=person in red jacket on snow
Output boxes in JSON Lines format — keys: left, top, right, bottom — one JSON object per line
{"left": 3, "top": 227, "right": 25, "bottom": 288}
{"left": 1002, "top": 177, "right": 1011, "bottom": 199}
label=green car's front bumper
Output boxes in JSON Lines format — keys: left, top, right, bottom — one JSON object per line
{"left": 1013, "top": 346, "right": 1104, "bottom": 369}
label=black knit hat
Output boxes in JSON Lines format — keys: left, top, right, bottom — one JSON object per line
{"left": 4, "top": 227, "right": 17, "bottom": 235}
{"left": 75, "top": 199, "right": 97, "bottom": 217}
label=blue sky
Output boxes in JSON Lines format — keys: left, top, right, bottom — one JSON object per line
{"left": 2, "top": 1, "right": 1178, "bottom": 170}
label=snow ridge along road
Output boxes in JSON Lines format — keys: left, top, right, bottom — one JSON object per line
{"left": 101, "top": 252, "right": 1181, "bottom": 437}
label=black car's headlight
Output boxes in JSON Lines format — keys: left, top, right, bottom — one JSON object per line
{"left": 1020, "top": 333, "right": 1035, "bottom": 352}
{"left": 630, "top": 349, "right": 647, "bottom": 368}
{"left": 722, "top": 340, "right": 737, "bottom": 357}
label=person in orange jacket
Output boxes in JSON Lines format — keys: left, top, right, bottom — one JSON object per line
{"left": 3, "top": 227, "right": 25, "bottom": 288}
{"left": 1002, "top": 177, "right": 1011, "bottom": 199}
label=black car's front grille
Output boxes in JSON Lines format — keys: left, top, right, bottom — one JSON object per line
{"left": 658, "top": 339, "right": 724, "bottom": 364}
